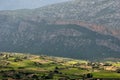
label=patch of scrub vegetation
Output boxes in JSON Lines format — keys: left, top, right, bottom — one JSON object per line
{"left": 0, "top": 52, "right": 120, "bottom": 80}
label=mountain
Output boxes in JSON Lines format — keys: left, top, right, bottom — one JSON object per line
{"left": 0, "top": 0, "right": 69, "bottom": 10}
{"left": 1, "top": 0, "right": 119, "bottom": 38}
{"left": 0, "top": 0, "right": 120, "bottom": 60}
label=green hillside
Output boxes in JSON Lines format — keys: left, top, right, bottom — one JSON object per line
{"left": 0, "top": 52, "right": 120, "bottom": 80}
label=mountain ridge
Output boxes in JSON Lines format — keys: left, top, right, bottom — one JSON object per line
{"left": 2, "top": 0, "right": 118, "bottom": 39}
{"left": 0, "top": 0, "right": 120, "bottom": 60}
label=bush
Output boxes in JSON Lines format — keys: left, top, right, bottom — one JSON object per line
{"left": 116, "top": 68, "right": 120, "bottom": 73}
{"left": 83, "top": 73, "right": 93, "bottom": 79}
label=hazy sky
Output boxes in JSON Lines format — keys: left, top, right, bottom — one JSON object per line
{"left": 0, "top": 0, "right": 69, "bottom": 10}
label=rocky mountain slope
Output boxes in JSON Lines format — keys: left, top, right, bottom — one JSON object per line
{"left": 0, "top": 0, "right": 120, "bottom": 60}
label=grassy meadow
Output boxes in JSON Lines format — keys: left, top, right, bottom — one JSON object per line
{"left": 0, "top": 52, "right": 120, "bottom": 80}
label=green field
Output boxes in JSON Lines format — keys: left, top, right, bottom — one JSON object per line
{"left": 0, "top": 52, "right": 120, "bottom": 80}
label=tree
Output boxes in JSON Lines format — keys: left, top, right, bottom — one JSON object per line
{"left": 116, "top": 68, "right": 120, "bottom": 73}
{"left": 54, "top": 66, "right": 59, "bottom": 74}
{"left": 83, "top": 73, "right": 93, "bottom": 79}
{"left": 46, "top": 72, "right": 54, "bottom": 79}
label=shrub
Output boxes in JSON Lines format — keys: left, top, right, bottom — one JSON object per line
{"left": 116, "top": 68, "right": 120, "bottom": 73}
